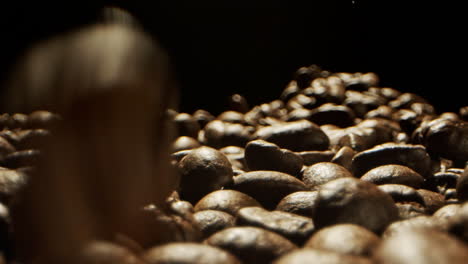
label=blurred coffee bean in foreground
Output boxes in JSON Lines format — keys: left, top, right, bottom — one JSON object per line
{"left": 2, "top": 7, "right": 179, "bottom": 263}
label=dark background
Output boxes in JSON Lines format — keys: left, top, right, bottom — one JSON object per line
{"left": 0, "top": 1, "right": 464, "bottom": 115}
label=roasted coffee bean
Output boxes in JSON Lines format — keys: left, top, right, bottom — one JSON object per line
{"left": 174, "top": 113, "right": 201, "bottom": 139}
{"left": 236, "top": 207, "right": 314, "bottom": 245}
{"left": 413, "top": 118, "right": 468, "bottom": 161}
{"left": 205, "top": 226, "right": 297, "bottom": 264}
{"left": 444, "top": 188, "right": 457, "bottom": 201}
{"left": 192, "top": 109, "right": 215, "bottom": 129}
{"left": 446, "top": 202, "right": 468, "bottom": 243}
{"left": 217, "top": 111, "right": 245, "bottom": 124}
{"left": 194, "top": 190, "right": 261, "bottom": 216}
{"left": 417, "top": 189, "right": 445, "bottom": 214}
{"left": 330, "top": 146, "right": 355, "bottom": 170}
{"left": 178, "top": 146, "right": 233, "bottom": 203}
{"left": 365, "top": 105, "right": 394, "bottom": 119}
{"left": 351, "top": 143, "right": 432, "bottom": 178}
{"left": 374, "top": 228, "right": 468, "bottom": 264}
{"left": 10, "top": 113, "right": 29, "bottom": 129}
{"left": 343, "top": 90, "right": 385, "bottom": 117}
{"left": 388, "top": 92, "right": 427, "bottom": 109}
{"left": 460, "top": 106, "right": 468, "bottom": 121}
{"left": 286, "top": 94, "right": 317, "bottom": 111}
{"left": 294, "top": 65, "right": 322, "bottom": 89}
{"left": 171, "top": 149, "right": 192, "bottom": 163}
{"left": 298, "top": 150, "right": 335, "bottom": 166}
{"left": 1, "top": 149, "right": 41, "bottom": 169}
{"left": 377, "top": 184, "right": 425, "bottom": 204}
{"left": 202, "top": 120, "right": 253, "bottom": 148}
{"left": 456, "top": 166, "right": 468, "bottom": 201}
{"left": 255, "top": 120, "right": 329, "bottom": 151}
{"left": 360, "top": 164, "right": 424, "bottom": 188}
{"left": 440, "top": 112, "right": 460, "bottom": 121}
{"left": 193, "top": 210, "right": 235, "bottom": 239}
{"left": 143, "top": 242, "right": 240, "bottom": 264}
{"left": 12, "top": 129, "right": 50, "bottom": 150}
{"left": 433, "top": 204, "right": 461, "bottom": 220}
{"left": 0, "top": 168, "right": 28, "bottom": 204}
{"left": 245, "top": 140, "right": 303, "bottom": 176}
{"left": 312, "top": 177, "right": 398, "bottom": 233}
{"left": 273, "top": 248, "right": 373, "bottom": 264}
{"left": 27, "top": 110, "right": 61, "bottom": 129}
{"left": 433, "top": 171, "right": 460, "bottom": 193}
{"left": 395, "top": 202, "right": 427, "bottom": 219}
{"left": 411, "top": 102, "right": 436, "bottom": 116}
{"left": 392, "top": 109, "right": 421, "bottom": 134}
{"left": 172, "top": 136, "right": 200, "bottom": 152}
{"left": 77, "top": 240, "right": 144, "bottom": 264}
{"left": 307, "top": 103, "right": 355, "bottom": 128}
{"left": 304, "top": 224, "right": 380, "bottom": 257}
{"left": 231, "top": 171, "right": 308, "bottom": 209}
{"left": 286, "top": 108, "right": 312, "bottom": 122}
{"left": 301, "top": 162, "right": 353, "bottom": 190}
{"left": 0, "top": 137, "right": 15, "bottom": 162}
{"left": 280, "top": 81, "right": 301, "bottom": 102}
{"left": 228, "top": 94, "right": 249, "bottom": 114}
{"left": 382, "top": 216, "right": 449, "bottom": 238}
{"left": 276, "top": 191, "right": 318, "bottom": 218}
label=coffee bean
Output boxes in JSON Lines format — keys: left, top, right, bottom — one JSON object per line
{"left": 361, "top": 164, "right": 424, "bottom": 188}
{"left": 255, "top": 120, "right": 329, "bottom": 152}
{"left": 273, "top": 248, "right": 373, "bottom": 264}
{"left": 382, "top": 216, "right": 449, "bottom": 238}
{"left": 193, "top": 210, "right": 235, "bottom": 239}
{"left": 217, "top": 111, "right": 245, "bottom": 124}
{"left": 286, "top": 94, "right": 316, "bottom": 111}
{"left": 416, "top": 189, "right": 445, "bottom": 214}
{"left": 304, "top": 224, "right": 380, "bottom": 257}
{"left": 444, "top": 188, "right": 458, "bottom": 201}
{"left": 456, "top": 166, "right": 468, "bottom": 201}
{"left": 298, "top": 150, "right": 335, "bottom": 166}
{"left": 192, "top": 109, "right": 215, "bottom": 129}
{"left": 228, "top": 94, "right": 249, "bottom": 114}
{"left": 433, "top": 171, "right": 460, "bottom": 193}
{"left": 388, "top": 92, "right": 428, "bottom": 110}
{"left": 377, "top": 184, "right": 425, "bottom": 204}
{"left": 236, "top": 207, "right": 314, "bottom": 245}
{"left": 287, "top": 108, "right": 312, "bottom": 122}
{"left": 171, "top": 136, "right": 200, "bottom": 153}
{"left": 413, "top": 118, "right": 468, "bottom": 162}
{"left": 245, "top": 140, "right": 303, "bottom": 176}
{"left": 0, "top": 138, "right": 16, "bottom": 162}
{"left": 143, "top": 242, "right": 240, "bottom": 264}
{"left": 446, "top": 202, "right": 468, "bottom": 243}
{"left": 11, "top": 129, "right": 50, "bottom": 150}
{"left": 374, "top": 228, "right": 468, "bottom": 264}
{"left": 343, "top": 91, "right": 385, "bottom": 117}
{"left": 174, "top": 113, "right": 201, "bottom": 139}
{"left": 351, "top": 143, "right": 432, "bottom": 178}
{"left": 231, "top": 171, "right": 308, "bottom": 209}
{"left": 27, "top": 110, "right": 61, "bottom": 129}
{"left": 205, "top": 226, "right": 297, "bottom": 264}
{"left": 10, "top": 113, "right": 29, "bottom": 130}
{"left": 392, "top": 109, "right": 421, "bottom": 135}
{"left": 312, "top": 177, "right": 398, "bottom": 233}
{"left": 433, "top": 204, "right": 461, "bottom": 220}
{"left": 77, "top": 240, "right": 144, "bottom": 264}
{"left": 307, "top": 103, "right": 355, "bottom": 128}
{"left": 276, "top": 191, "right": 318, "bottom": 218}
{"left": 294, "top": 65, "right": 322, "bottom": 89}
{"left": 202, "top": 120, "right": 253, "bottom": 148}
{"left": 194, "top": 190, "right": 261, "bottom": 216}
{"left": 330, "top": 146, "right": 355, "bottom": 170}
{"left": 365, "top": 105, "right": 394, "bottom": 119}
{"left": 395, "top": 202, "right": 427, "bottom": 220}
{"left": 0, "top": 168, "right": 28, "bottom": 204}
{"left": 302, "top": 162, "right": 353, "bottom": 190}
{"left": 178, "top": 147, "right": 233, "bottom": 203}
{"left": 1, "top": 150, "right": 41, "bottom": 169}
{"left": 280, "top": 81, "right": 301, "bottom": 102}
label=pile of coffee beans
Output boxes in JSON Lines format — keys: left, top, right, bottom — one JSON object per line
{"left": 2, "top": 65, "right": 468, "bottom": 263}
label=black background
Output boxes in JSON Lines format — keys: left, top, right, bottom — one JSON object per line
{"left": 0, "top": 1, "right": 464, "bottom": 115}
